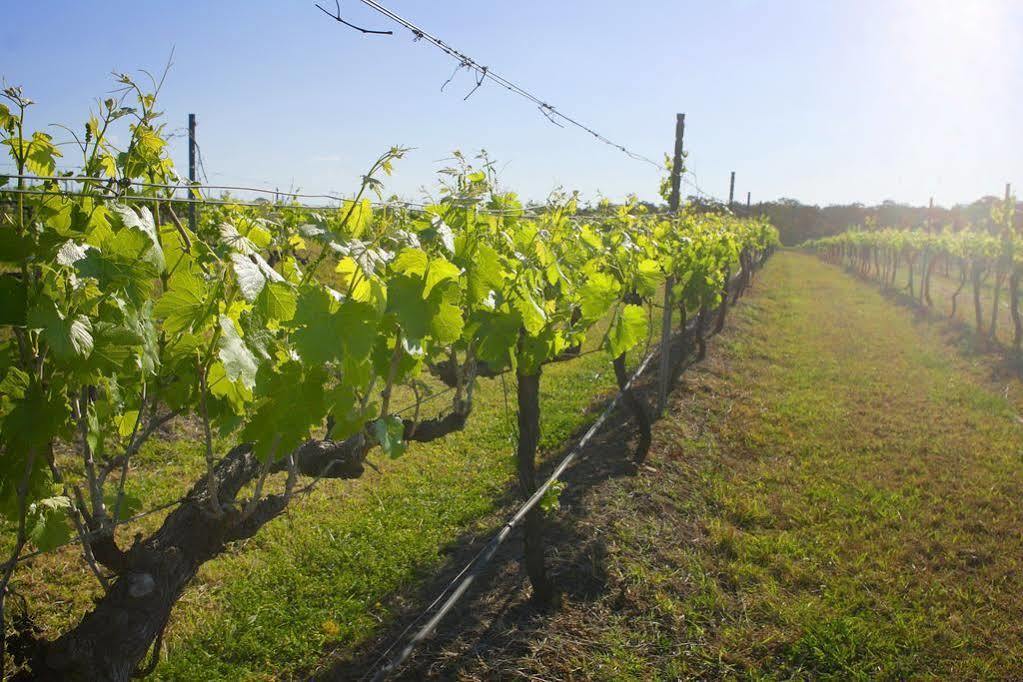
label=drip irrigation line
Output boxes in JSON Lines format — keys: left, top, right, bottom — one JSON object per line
{"left": 342, "top": 0, "right": 662, "bottom": 170}
{"left": 361, "top": 347, "right": 658, "bottom": 682}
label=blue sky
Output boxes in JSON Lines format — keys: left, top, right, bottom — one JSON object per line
{"left": 2, "top": 0, "right": 1021, "bottom": 207}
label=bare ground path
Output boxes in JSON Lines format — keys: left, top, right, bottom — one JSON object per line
{"left": 371, "top": 251, "right": 1023, "bottom": 680}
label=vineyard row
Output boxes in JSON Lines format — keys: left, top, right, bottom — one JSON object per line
{"left": 0, "top": 75, "right": 777, "bottom": 679}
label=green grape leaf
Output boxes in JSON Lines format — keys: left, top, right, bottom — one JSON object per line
{"left": 463, "top": 243, "right": 504, "bottom": 306}
{"left": 430, "top": 301, "right": 464, "bottom": 344}
{"left": 579, "top": 272, "right": 620, "bottom": 321}
{"left": 231, "top": 252, "right": 283, "bottom": 302}
{"left": 217, "top": 315, "right": 258, "bottom": 390}
{"left": 391, "top": 248, "right": 428, "bottom": 278}
{"left": 244, "top": 223, "right": 273, "bottom": 250}
{"left": 422, "top": 257, "right": 461, "bottom": 300}
{"left": 337, "top": 300, "right": 379, "bottom": 360}
{"left": 0, "top": 228, "right": 34, "bottom": 264}
{"left": 473, "top": 309, "right": 522, "bottom": 370}
{"left": 110, "top": 204, "right": 164, "bottom": 272}
{"left": 207, "top": 360, "right": 251, "bottom": 414}
{"left": 27, "top": 299, "right": 93, "bottom": 362}
{"left": 608, "top": 304, "right": 647, "bottom": 358}
{"left": 387, "top": 275, "right": 431, "bottom": 340}
{"left": 0, "top": 383, "right": 65, "bottom": 520}
{"left": 334, "top": 257, "right": 381, "bottom": 305}
{"left": 27, "top": 496, "right": 72, "bottom": 551}
{"left": 159, "top": 224, "right": 197, "bottom": 277}
{"left": 24, "top": 132, "right": 62, "bottom": 176}
{"left": 115, "top": 410, "right": 140, "bottom": 438}
{"left": 515, "top": 290, "right": 547, "bottom": 336}
{"left": 540, "top": 480, "right": 566, "bottom": 515}
{"left": 290, "top": 286, "right": 343, "bottom": 365}
{"left": 243, "top": 362, "right": 327, "bottom": 461}
{"left": 373, "top": 415, "right": 407, "bottom": 458}
{"left": 518, "top": 327, "right": 558, "bottom": 375}
{"left": 75, "top": 247, "right": 158, "bottom": 305}
{"left": 636, "top": 259, "right": 664, "bottom": 296}
{"left": 154, "top": 271, "right": 209, "bottom": 336}
{"left": 254, "top": 280, "right": 297, "bottom": 322}
{"left": 0, "top": 366, "right": 29, "bottom": 399}
{"left": 325, "top": 383, "right": 367, "bottom": 440}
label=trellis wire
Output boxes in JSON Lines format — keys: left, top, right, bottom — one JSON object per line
{"left": 2, "top": 176, "right": 706, "bottom": 219}
{"left": 0, "top": 176, "right": 547, "bottom": 217}
{"left": 348, "top": 0, "right": 662, "bottom": 170}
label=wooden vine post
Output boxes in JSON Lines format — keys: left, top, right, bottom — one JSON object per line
{"left": 658, "top": 113, "right": 685, "bottom": 416}
{"left": 187, "top": 113, "right": 197, "bottom": 233}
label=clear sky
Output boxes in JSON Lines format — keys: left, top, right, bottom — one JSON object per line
{"left": 2, "top": 0, "right": 1021, "bottom": 207}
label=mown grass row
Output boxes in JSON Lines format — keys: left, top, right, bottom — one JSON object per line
{"left": 445, "top": 251, "right": 1023, "bottom": 679}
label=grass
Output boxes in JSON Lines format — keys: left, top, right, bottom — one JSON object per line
{"left": 436, "top": 251, "right": 1023, "bottom": 680}
{"left": 3, "top": 288, "right": 663, "bottom": 680}
{"left": 881, "top": 257, "right": 1019, "bottom": 349}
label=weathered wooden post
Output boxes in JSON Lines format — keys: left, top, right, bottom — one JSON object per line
{"left": 658, "top": 113, "right": 686, "bottom": 416}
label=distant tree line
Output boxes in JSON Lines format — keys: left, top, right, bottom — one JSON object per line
{"left": 572, "top": 194, "right": 1023, "bottom": 247}
{"left": 743, "top": 196, "right": 1023, "bottom": 246}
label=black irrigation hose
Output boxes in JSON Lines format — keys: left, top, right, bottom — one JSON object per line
{"left": 362, "top": 349, "right": 658, "bottom": 682}
{"left": 360, "top": 261, "right": 765, "bottom": 681}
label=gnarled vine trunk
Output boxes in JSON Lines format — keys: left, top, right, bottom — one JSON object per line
{"left": 990, "top": 267, "right": 1005, "bottom": 340}
{"left": 714, "top": 265, "right": 731, "bottom": 334}
{"left": 612, "top": 353, "right": 652, "bottom": 464}
{"left": 1011, "top": 267, "right": 1022, "bottom": 350}
{"left": 951, "top": 262, "right": 968, "bottom": 319}
{"left": 922, "top": 253, "right": 936, "bottom": 307}
{"left": 972, "top": 262, "right": 985, "bottom": 335}
{"left": 16, "top": 411, "right": 470, "bottom": 681}
{"left": 514, "top": 369, "right": 551, "bottom": 606}
{"left": 19, "top": 443, "right": 317, "bottom": 681}
{"left": 695, "top": 305, "right": 710, "bottom": 361}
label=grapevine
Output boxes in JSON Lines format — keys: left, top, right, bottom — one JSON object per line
{"left": 0, "top": 75, "right": 777, "bottom": 679}
{"left": 804, "top": 200, "right": 1017, "bottom": 346}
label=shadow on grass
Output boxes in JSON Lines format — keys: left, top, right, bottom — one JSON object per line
{"left": 841, "top": 265, "right": 1023, "bottom": 382}
{"left": 311, "top": 300, "right": 723, "bottom": 681}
